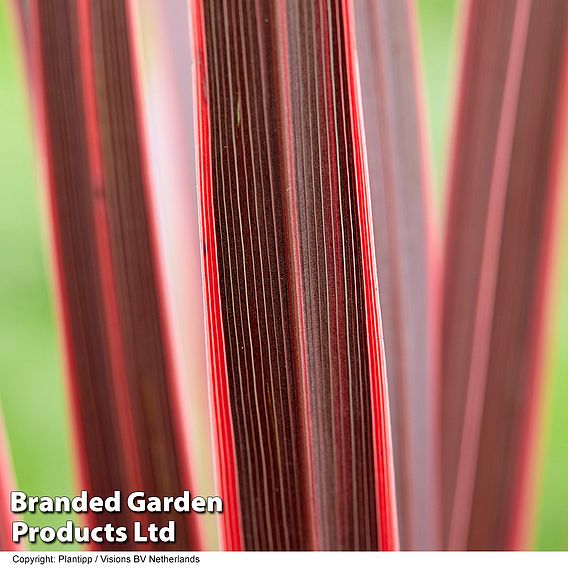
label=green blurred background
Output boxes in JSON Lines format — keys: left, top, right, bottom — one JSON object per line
{"left": 0, "top": 0, "right": 566, "bottom": 550}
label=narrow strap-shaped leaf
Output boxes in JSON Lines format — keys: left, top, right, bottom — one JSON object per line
{"left": 353, "top": 0, "right": 440, "bottom": 550}
{"left": 28, "top": 0, "right": 202, "bottom": 549}
{"left": 0, "top": 414, "right": 21, "bottom": 551}
{"left": 191, "top": 0, "right": 398, "bottom": 551}
{"left": 131, "top": 0, "right": 216, "bottom": 549}
{"left": 442, "top": 0, "right": 568, "bottom": 550}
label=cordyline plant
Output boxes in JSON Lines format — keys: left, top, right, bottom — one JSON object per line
{"left": 4, "top": 0, "right": 568, "bottom": 551}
